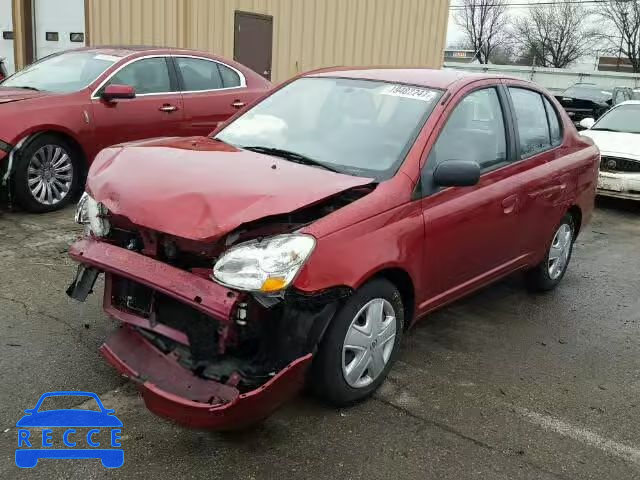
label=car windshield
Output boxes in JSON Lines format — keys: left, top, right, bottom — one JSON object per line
{"left": 592, "top": 103, "right": 640, "bottom": 134}
{"left": 1, "top": 51, "right": 119, "bottom": 93}
{"left": 215, "top": 77, "right": 442, "bottom": 179}
{"left": 562, "top": 85, "right": 612, "bottom": 103}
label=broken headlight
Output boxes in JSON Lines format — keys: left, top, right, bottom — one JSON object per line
{"left": 75, "top": 192, "right": 110, "bottom": 237}
{"left": 212, "top": 234, "right": 316, "bottom": 293}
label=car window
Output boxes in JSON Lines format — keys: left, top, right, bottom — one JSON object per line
{"left": 543, "top": 97, "right": 562, "bottom": 146}
{"left": 428, "top": 88, "right": 508, "bottom": 172}
{"left": 1, "top": 51, "right": 118, "bottom": 93}
{"left": 176, "top": 57, "right": 223, "bottom": 91}
{"left": 509, "top": 88, "right": 552, "bottom": 158}
{"left": 106, "top": 57, "right": 172, "bottom": 95}
{"left": 216, "top": 77, "right": 441, "bottom": 180}
{"left": 591, "top": 103, "right": 640, "bottom": 134}
{"left": 218, "top": 63, "right": 242, "bottom": 88}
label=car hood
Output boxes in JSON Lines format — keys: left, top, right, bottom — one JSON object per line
{"left": 88, "top": 137, "right": 374, "bottom": 242}
{"left": 0, "top": 86, "right": 50, "bottom": 104}
{"left": 16, "top": 409, "right": 123, "bottom": 427}
{"left": 580, "top": 130, "right": 640, "bottom": 160}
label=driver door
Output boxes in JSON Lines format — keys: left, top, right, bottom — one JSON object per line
{"left": 90, "top": 57, "right": 184, "bottom": 152}
{"left": 419, "top": 84, "right": 526, "bottom": 310}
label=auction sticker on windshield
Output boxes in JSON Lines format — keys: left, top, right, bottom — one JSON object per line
{"left": 15, "top": 391, "right": 124, "bottom": 469}
{"left": 381, "top": 84, "right": 437, "bottom": 102}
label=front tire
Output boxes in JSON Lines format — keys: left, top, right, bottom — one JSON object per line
{"left": 12, "top": 134, "right": 82, "bottom": 213}
{"left": 310, "top": 278, "right": 404, "bottom": 406}
{"left": 525, "top": 213, "right": 575, "bottom": 292}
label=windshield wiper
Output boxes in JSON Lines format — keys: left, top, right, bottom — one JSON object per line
{"left": 590, "top": 127, "right": 619, "bottom": 132}
{"left": 11, "top": 85, "right": 40, "bottom": 91}
{"left": 242, "top": 146, "right": 341, "bottom": 173}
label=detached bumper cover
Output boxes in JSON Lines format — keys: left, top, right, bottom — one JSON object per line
{"left": 69, "top": 238, "right": 313, "bottom": 429}
{"left": 101, "top": 326, "right": 311, "bottom": 430}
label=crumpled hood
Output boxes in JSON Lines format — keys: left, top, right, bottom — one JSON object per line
{"left": 88, "top": 137, "right": 374, "bottom": 242}
{"left": 0, "top": 87, "right": 49, "bottom": 104}
{"left": 581, "top": 130, "right": 640, "bottom": 160}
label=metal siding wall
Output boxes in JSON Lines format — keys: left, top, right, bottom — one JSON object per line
{"left": 86, "top": 0, "right": 450, "bottom": 83}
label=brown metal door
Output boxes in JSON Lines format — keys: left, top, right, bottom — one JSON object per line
{"left": 234, "top": 11, "right": 273, "bottom": 81}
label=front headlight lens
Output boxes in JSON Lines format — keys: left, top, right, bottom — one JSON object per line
{"left": 75, "top": 192, "right": 110, "bottom": 237}
{"left": 212, "top": 234, "right": 316, "bottom": 292}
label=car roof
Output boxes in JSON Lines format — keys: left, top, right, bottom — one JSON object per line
{"left": 306, "top": 67, "right": 513, "bottom": 90}
{"left": 66, "top": 45, "right": 224, "bottom": 58}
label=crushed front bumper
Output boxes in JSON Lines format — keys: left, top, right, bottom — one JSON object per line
{"left": 68, "top": 238, "right": 313, "bottom": 430}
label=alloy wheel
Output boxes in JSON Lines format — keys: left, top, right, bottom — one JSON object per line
{"left": 548, "top": 223, "right": 572, "bottom": 280}
{"left": 27, "top": 144, "right": 74, "bottom": 206}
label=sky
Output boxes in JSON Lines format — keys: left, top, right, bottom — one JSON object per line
{"left": 445, "top": 0, "right": 606, "bottom": 70}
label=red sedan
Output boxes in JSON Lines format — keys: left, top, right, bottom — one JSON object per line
{"left": 67, "top": 68, "right": 598, "bottom": 429}
{"left": 0, "top": 47, "right": 270, "bottom": 212}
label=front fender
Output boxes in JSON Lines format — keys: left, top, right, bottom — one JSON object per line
{"left": 293, "top": 201, "right": 424, "bottom": 294}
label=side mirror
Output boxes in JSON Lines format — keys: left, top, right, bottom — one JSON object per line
{"left": 101, "top": 84, "right": 136, "bottom": 102}
{"left": 578, "top": 117, "right": 595, "bottom": 130}
{"left": 433, "top": 160, "right": 481, "bottom": 187}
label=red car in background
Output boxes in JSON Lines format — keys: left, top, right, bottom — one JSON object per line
{"left": 0, "top": 46, "right": 270, "bottom": 212}
{"left": 67, "top": 68, "right": 598, "bottom": 430}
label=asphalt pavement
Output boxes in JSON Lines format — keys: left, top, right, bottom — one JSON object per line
{"left": 1, "top": 198, "right": 639, "bottom": 479}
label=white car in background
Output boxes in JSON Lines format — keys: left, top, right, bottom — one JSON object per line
{"left": 580, "top": 101, "right": 640, "bottom": 201}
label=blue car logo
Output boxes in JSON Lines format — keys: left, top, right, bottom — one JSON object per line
{"left": 15, "top": 391, "right": 124, "bottom": 468}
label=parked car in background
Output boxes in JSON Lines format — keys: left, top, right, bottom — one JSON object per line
{"left": 556, "top": 83, "right": 613, "bottom": 128}
{"left": 67, "top": 68, "right": 598, "bottom": 430}
{"left": 612, "top": 86, "right": 634, "bottom": 106}
{"left": 580, "top": 101, "right": 640, "bottom": 201}
{"left": 0, "top": 46, "right": 271, "bottom": 212}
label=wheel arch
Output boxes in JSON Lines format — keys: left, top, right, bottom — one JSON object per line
{"left": 567, "top": 204, "right": 582, "bottom": 237}
{"left": 11, "top": 128, "right": 89, "bottom": 185}
{"left": 368, "top": 267, "right": 416, "bottom": 329}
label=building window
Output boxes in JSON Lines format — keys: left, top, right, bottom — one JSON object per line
{"left": 2, "top": 31, "right": 14, "bottom": 40}
{"left": 70, "top": 33, "right": 84, "bottom": 43}
{"left": 45, "top": 32, "right": 59, "bottom": 42}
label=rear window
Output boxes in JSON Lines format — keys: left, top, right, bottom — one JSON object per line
{"left": 219, "top": 64, "right": 241, "bottom": 88}
{"left": 509, "top": 88, "right": 552, "bottom": 158}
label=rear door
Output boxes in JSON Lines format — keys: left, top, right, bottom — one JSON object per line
{"left": 172, "top": 56, "right": 250, "bottom": 136}
{"left": 419, "top": 82, "right": 527, "bottom": 308}
{"left": 504, "top": 84, "right": 574, "bottom": 260}
{"left": 91, "top": 56, "right": 185, "bottom": 150}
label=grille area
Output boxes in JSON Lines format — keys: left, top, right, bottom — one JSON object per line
{"left": 600, "top": 156, "right": 640, "bottom": 173}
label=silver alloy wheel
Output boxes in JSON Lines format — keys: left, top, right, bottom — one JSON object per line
{"left": 342, "top": 298, "right": 397, "bottom": 389}
{"left": 548, "top": 223, "right": 572, "bottom": 280}
{"left": 27, "top": 145, "right": 73, "bottom": 206}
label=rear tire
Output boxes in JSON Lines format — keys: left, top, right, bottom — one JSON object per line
{"left": 12, "top": 134, "right": 83, "bottom": 213}
{"left": 309, "top": 278, "right": 404, "bottom": 406}
{"left": 525, "top": 213, "right": 575, "bottom": 292}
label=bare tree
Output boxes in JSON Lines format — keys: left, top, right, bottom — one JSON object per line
{"left": 453, "top": 0, "right": 510, "bottom": 64}
{"left": 597, "top": 0, "right": 640, "bottom": 72}
{"left": 514, "top": 1, "right": 596, "bottom": 68}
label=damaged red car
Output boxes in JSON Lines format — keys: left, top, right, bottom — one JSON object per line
{"left": 67, "top": 68, "right": 598, "bottom": 430}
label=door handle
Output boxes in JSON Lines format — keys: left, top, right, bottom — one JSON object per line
{"left": 501, "top": 194, "right": 518, "bottom": 214}
{"left": 159, "top": 104, "right": 178, "bottom": 113}
{"left": 231, "top": 100, "right": 246, "bottom": 109}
